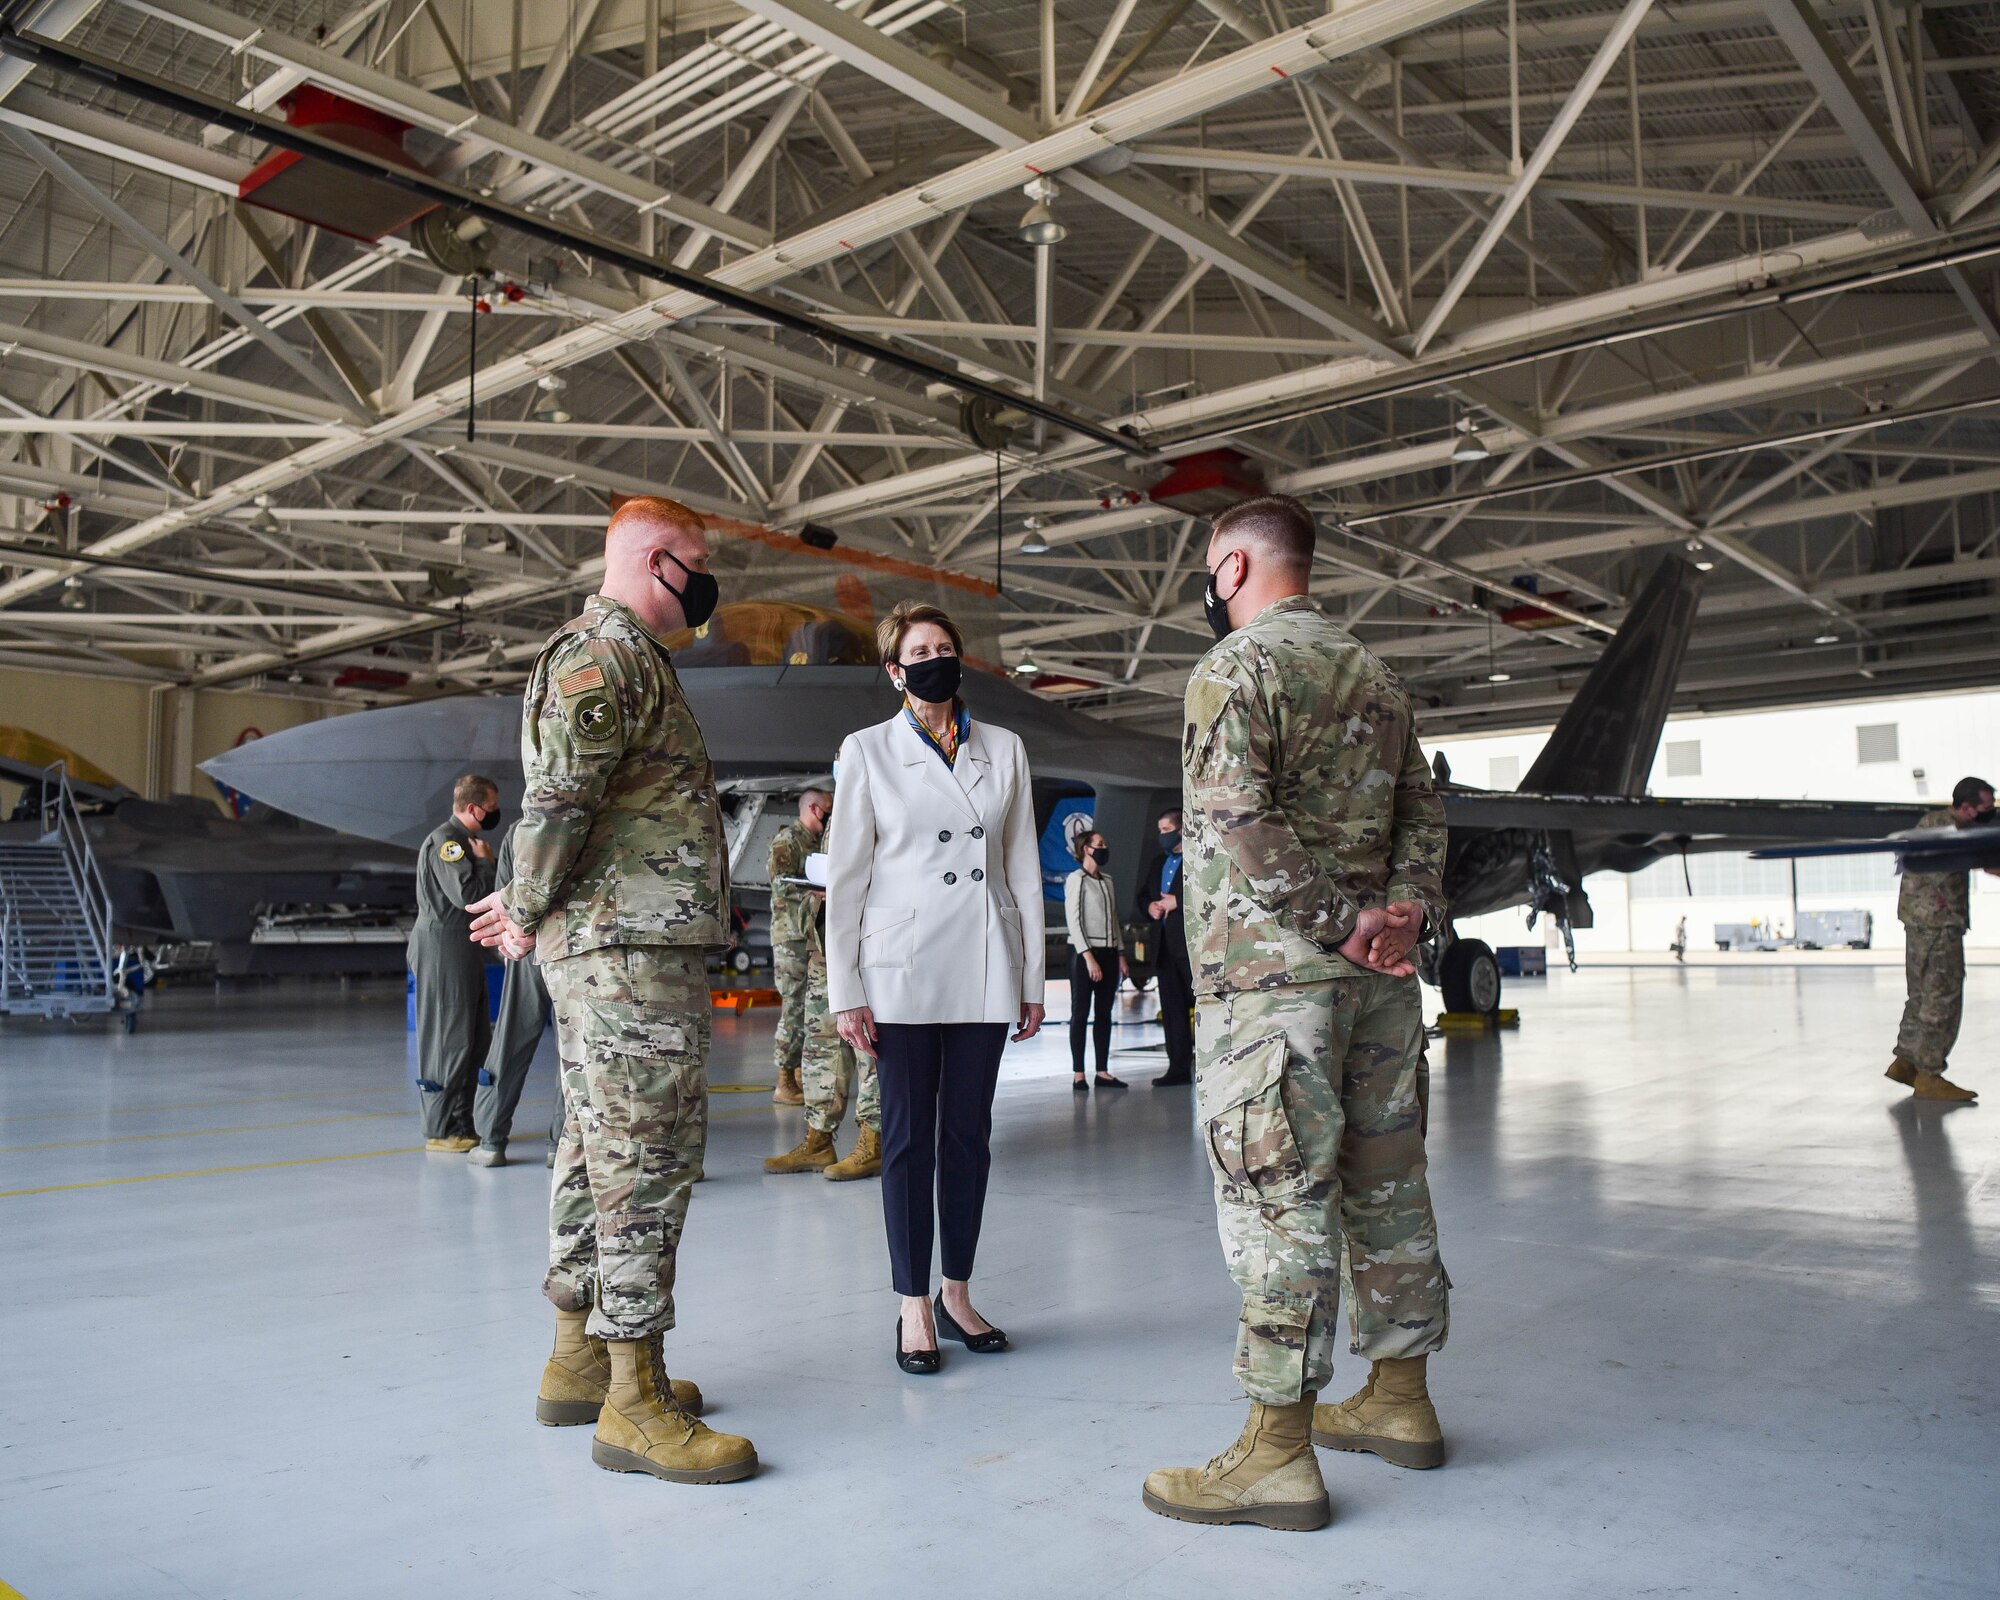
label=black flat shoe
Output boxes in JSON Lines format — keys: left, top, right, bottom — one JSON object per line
{"left": 1095, "top": 1074, "right": 1128, "bottom": 1090}
{"left": 896, "top": 1317, "right": 941, "bottom": 1374}
{"left": 1152, "top": 1073, "right": 1192, "bottom": 1088}
{"left": 934, "top": 1293, "right": 1009, "bottom": 1353}
{"left": 1072, "top": 1076, "right": 1090, "bottom": 1092}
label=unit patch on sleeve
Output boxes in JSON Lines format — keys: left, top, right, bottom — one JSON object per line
{"left": 571, "top": 692, "right": 618, "bottom": 743}
{"left": 439, "top": 839, "right": 466, "bottom": 863}
{"left": 556, "top": 662, "right": 607, "bottom": 698}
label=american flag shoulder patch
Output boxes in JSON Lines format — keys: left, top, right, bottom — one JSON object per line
{"left": 556, "top": 663, "right": 606, "bottom": 697}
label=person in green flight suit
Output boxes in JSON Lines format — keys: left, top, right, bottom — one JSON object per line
{"left": 410, "top": 773, "right": 499, "bottom": 1153}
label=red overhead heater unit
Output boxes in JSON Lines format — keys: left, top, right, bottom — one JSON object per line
{"left": 1146, "top": 448, "right": 1267, "bottom": 516}
{"left": 236, "top": 87, "right": 437, "bottom": 242}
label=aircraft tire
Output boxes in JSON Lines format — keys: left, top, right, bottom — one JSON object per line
{"left": 1439, "top": 938, "right": 1502, "bottom": 1015}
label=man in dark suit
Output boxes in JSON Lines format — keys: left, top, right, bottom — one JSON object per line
{"left": 1133, "top": 808, "right": 1193, "bottom": 1087}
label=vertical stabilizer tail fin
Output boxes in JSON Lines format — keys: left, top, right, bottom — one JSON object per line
{"left": 1519, "top": 557, "right": 1703, "bottom": 797}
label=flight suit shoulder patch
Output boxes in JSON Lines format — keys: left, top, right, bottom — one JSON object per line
{"left": 439, "top": 839, "right": 466, "bottom": 863}
{"left": 570, "top": 691, "right": 618, "bottom": 744}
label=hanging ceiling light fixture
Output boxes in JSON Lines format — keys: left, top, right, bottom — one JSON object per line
{"left": 248, "top": 492, "right": 282, "bottom": 535}
{"left": 1016, "top": 176, "right": 1067, "bottom": 247}
{"left": 533, "top": 373, "right": 571, "bottom": 423}
{"left": 1014, "top": 652, "right": 1039, "bottom": 677}
{"left": 59, "top": 573, "right": 86, "bottom": 610}
{"left": 485, "top": 639, "right": 508, "bottom": 670}
{"left": 1451, "top": 415, "right": 1490, "bottom": 463}
{"left": 1017, "top": 516, "right": 1051, "bottom": 555}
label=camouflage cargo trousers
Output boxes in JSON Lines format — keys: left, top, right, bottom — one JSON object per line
{"left": 1896, "top": 925, "right": 1965, "bottom": 1075}
{"left": 772, "top": 937, "right": 810, "bottom": 1077}
{"left": 803, "top": 949, "right": 878, "bottom": 1135}
{"left": 542, "top": 943, "right": 710, "bottom": 1342}
{"left": 1195, "top": 972, "right": 1449, "bottom": 1405}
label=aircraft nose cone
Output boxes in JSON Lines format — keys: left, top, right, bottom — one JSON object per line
{"left": 200, "top": 696, "right": 526, "bottom": 847}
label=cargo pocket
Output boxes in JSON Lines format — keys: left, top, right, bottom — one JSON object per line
{"left": 1200, "top": 1030, "right": 1307, "bottom": 1204}
{"left": 575, "top": 998, "right": 692, "bottom": 1136}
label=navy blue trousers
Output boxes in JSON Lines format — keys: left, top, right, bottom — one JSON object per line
{"left": 873, "top": 1021, "right": 1008, "bottom": 1297}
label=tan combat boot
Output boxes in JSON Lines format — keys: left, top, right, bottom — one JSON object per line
{"left": 1885, "top": 1058, "right": 1919, "bottom": 1087}
{"left": 1312, "top": 1356, "right": 1445, "bottom": 1469}
{"left": 823, "top": 1125, "right": 882, "bottom": 1181}
{"left": 772, "top": 1068, "right": 804, "bottom": 1106}
{"left": 591, "top": 1334, "right": 757, "bottom": 1484}
{"left": 1142, "top": 1396, "right": 1330, "bottom": 1531}
{"left": 536, "top": 1307, "right": 701, "bottom": 1426}
{"left": 763, "top": 1126, "right": 836, "bottom": 1173}
{"left": 425, "top": 1136, "right": 478, "bottom": 1153}
{"left": 1913, "top": 1071, "right": 1978, "bottom": 1102}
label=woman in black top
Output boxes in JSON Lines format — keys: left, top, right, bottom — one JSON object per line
{"left": 1062, "top": 831, "right": 1127, "bottom": 1092}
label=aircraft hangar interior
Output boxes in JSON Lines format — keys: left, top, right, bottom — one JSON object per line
{"left": 2, "top": 0, "right": 1998, "bottom": 1593}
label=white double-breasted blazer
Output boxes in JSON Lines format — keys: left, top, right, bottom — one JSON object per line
{"left": 825, "top": 712, "right": 1047, "bottom": 1026}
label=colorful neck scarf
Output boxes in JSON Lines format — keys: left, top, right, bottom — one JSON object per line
{"left": 904, "top": 699, "right": 970, "bottom": 769}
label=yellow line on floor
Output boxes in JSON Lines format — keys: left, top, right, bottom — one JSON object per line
{"left": 0, "top": 1112, "right": 407, "bottom": 1154}
{"left": 0, "top": 1146, "right": 422, "bottom": 1199}
{"left": 709, "top": 1083, "right": 775, "bottom": 1094}
{"left": 0, "top": 1084, "right": 403, "bottom": 1125}
{"left": 1, "top": 1579, "right": 27, "bottom": 1599}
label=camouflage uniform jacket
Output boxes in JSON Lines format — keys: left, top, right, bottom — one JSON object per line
{"left": 766, "top": 820, "right": 816, "bottom": 947}
{"left": 1898, "top": 807, "right": 1970, "bottom": 929}
{"left": 1182, "top": 594, "right": 1446, "bottom": 995}
{"left": 503, "top": 594, "right": 728, "bottom": 960}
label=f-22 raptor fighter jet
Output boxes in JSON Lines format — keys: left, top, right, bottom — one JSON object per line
{"left": 204, "top": 559, "right": 1927, "bottom": 1014}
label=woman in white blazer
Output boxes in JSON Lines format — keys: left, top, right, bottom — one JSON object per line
{"left": 828, "top": 601, "right": 1046, "bottom": 1373}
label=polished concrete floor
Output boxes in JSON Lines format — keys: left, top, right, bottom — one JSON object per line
{"left": 1, "top": 964, "right": 1995, "bottom": 1598}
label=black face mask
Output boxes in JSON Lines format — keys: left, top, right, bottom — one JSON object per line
{"left": 654, "top": 547, "right": 719, "bottom": 630}
{"left": 1159, "top": 831, "right": 1181, "bottom": 854}
{"left": 898, "top": 654, "right": 961, "bottom": 704}
{"left": 1202, "top": 555, "right": 1240, "bottom": 639}
{"left": 476, "top": 807, "right": 501, "bottom": 833}
{"left": 1087, "top": 846, "right": 1110, "bottom": 866}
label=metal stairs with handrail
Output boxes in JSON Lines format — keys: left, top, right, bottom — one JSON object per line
{"left": 0, "top": 763, "right": 121, "bottom": 1022}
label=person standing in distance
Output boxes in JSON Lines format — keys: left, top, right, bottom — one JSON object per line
{"left": 411, "top": 774, "right": 500, "bottom": 1152}
{"left": 766, "top": 789, "right": 831, "bottom": 1107}
{"left": 766, "top": 778, "right": 882, "bottom": 1179}
{"left": 1063, "top": 829, "right": 1128, "bottom": 1092}
{"left": 1134, "top": 810, "right": 1194, "bottom": 1087}
{"left": 827, "top": 602, "right": 1046, "bottom": 1373}
{"left": 467, "top": 494, "right": 756, "bottom": 1486}
{"left": 1886, "top": 774, "right": 1995, "bottom": 1103}
{"left": 1144, "top": 494, "right": 1451, "bottom": 1532}
{"left": 466, "top": 818, "right": 553, "bottom": 1167}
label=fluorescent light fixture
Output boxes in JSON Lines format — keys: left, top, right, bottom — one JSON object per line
{"left": 1486, "top": 670, "right": 1511, "bottom": 683}
{"left": 1814, "top": 632, "right": 1839, "bottom": 645}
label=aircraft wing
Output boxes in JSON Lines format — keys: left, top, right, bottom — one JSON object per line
{"left": 1751, "top": 822, "right": 2000, "bottom": 872}
{"left": 1444, "top": 788, "right": 1929, "bottom": 846}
